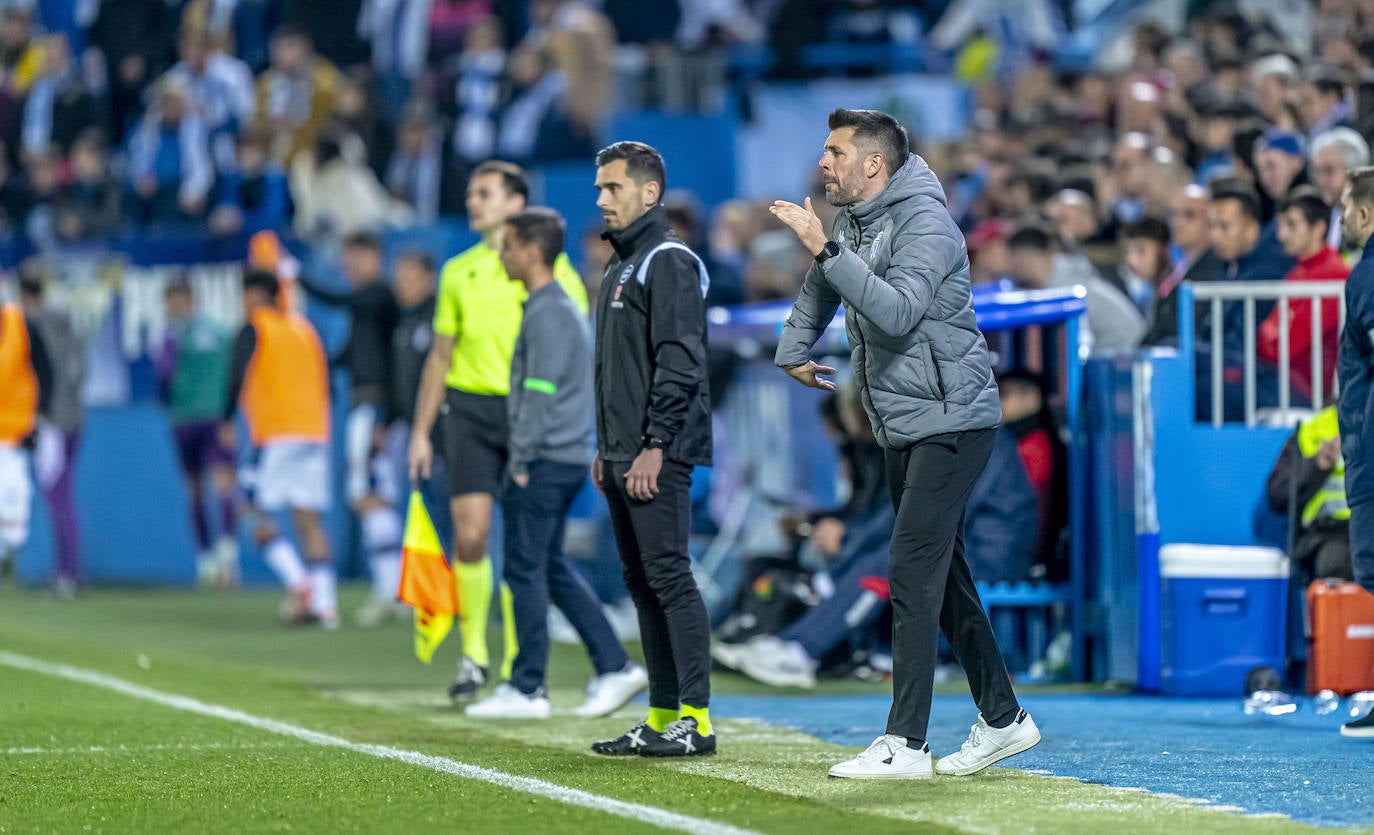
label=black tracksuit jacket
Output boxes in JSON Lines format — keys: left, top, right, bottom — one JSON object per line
{"left": 594, "top": 205, "right": 712, "bottom": 466}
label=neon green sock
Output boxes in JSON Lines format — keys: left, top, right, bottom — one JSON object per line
{"left": 646, "top": 707, "right": 679, "bottom": 733}
{"left": 499, "top": 582, "right": 518, "bottom": 681}
{"left": 680, "top": 704, "right": 711, "bottom": 736}
{"left": 455, "top": 557, "right": 493, "bottom": 668}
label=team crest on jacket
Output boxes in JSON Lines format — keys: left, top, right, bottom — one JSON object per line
{"left": 869, "top": 230, "right": 886, "bottom": 260}
{"left": 618, "top": 263, "right": 634, "bottom": 284}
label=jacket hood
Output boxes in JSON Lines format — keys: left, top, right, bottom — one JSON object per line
{"left": 850, "top": 154, "right": 946, "bottom": 227}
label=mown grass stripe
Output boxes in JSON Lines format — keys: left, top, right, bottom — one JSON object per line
{"left": 0, "top": 651, "right": 758, "bottom": 835}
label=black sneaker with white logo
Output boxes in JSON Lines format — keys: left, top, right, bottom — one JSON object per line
{"left": 637, "top": 717, "right": 716, "bottom": 757}
{"left": 447, "top": 657, "right": 488, "bottom": 703}
{"left": 591, "top": 722, "right": 662, "bottom": 756}
{"left": 1342, "top": 707, "right": 1374, "bottom": 738}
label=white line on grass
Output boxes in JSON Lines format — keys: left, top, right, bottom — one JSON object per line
{"left": 4, "top": 742, "right": 298, "bottom": 756}
{"left": 0, "top": 651, "right": 757, "bottom": 835}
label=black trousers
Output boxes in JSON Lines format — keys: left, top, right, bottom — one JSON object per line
{"left": 884, "top": 427, "right": 1020, "bottom": 742}
{"left": 504, "top": 461, "right": 630, "bottom": 696}
{"left": 600, "top": 459, "right": 710, "bottom": 709}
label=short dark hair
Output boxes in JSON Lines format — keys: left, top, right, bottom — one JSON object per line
{"left": 471, "top": 160, "right": 530, "bottom": 201}
{"left": 1121, "top": 216, "right": 1171, "bottom": 245}
{"left": 1347, "top": 166, "right": 1374, "bottom": 212}
{"left": 1006, "top": 222, "right": 1060, "bottom": 254}
{"left": 242, "top": 268, "right": 280, "bottom": 300}
{"left": 396, "top": 249, "right": 435, "bottom": 274}
{"left": 827, "top": 109, "right": 910, "bottom": 176}
{"left": 271, "top": 22, "right": 310, "bottom": 45}
{"left": 505, "top": 208, "right": 565, "bottom": 268}
{"left": 1209, "top": 181, "right": 1263, "bottom": 223}
{"left": 1279, "top": 185, "right": 1331, "bottom": 229}
{"left": 1306, "top": 65, "right": 1351, "bottom": 99}
{"left": 595, "top": 141, "right": 667, "bottom": 192}
{"left": 341, "top": 231, "right": 382, "bottom": 252}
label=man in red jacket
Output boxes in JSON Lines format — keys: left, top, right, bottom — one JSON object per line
{"left": 1259, "top": 186, "right": 1349, "bottom": 402}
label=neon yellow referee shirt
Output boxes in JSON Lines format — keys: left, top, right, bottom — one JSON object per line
{"left": 433, "top": 242, "right": 587, "bottom": 395}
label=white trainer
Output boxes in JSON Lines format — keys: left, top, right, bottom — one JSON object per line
{"left": 465, "top": 684, "right": 552, "bottom": 719}
{"left": 574, "top": 664, "right": 649, "bottom": 717}
{"left": 739, "top": 636, "right": 817, "bottom": 689}
{"left": 828, "top": 735, "right": 932, "bottom": 779}
{"left": 935, "top": 710, "right": 1041, "bottom": 776}
{"left": 710, "top": 641, "right": 749, "bottom": 671}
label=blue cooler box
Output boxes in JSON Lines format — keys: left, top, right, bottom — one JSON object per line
{"left": 1159, "top": 544, "right": 1289, "bottom": 697}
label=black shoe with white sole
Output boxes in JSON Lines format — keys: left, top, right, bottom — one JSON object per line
{"left": 1342, "top": 707, "right": 1374, "bottom": 738}
{"left": 591, "top": 723, "right": 662, "bottom": 756}
{"left": 447, "top": 657, "right": 488, "bottom": 703}
{"left": 638, "top": 717, "right": 716, "bottom": 757}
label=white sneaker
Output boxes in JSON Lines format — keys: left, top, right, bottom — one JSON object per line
{"left": 465, "top": 684, "right": 552, "bottom": 719}
{"left": 739, "top": 637, "right": 817, "bottom": 689}
{"left": 935, "top": 710, "right": 1041, "bottom": 776}
{"left": 828, "top": 735, "right": 932, "bottom": 779}
{"left": 574, "top": 664, "right": 649, "bottom": 717}
{"left": 710, "top": 641, "right": 749, "bottom": 671}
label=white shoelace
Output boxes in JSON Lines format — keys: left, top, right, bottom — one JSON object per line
{"left": 960, "top": 722, "right": 987, "bottom": 755}
{"left": 661, "top": 719, "right": 698, "bottom": 741}
{"left": 858, "top": 735, "right": 904, "bottom": 762}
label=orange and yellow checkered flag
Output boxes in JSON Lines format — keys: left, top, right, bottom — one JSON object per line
{"left": 398, "top": 492, "right": 458, "bottom": 663}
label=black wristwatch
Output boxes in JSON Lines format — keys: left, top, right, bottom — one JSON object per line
{"left": 642, "top": 434, "right": 667, "bottom": 451}
{"left": 815, "top": 240, "right": 841, "bottom": 265}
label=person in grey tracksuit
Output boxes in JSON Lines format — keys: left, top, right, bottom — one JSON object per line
{"left": 771, "top": 109, "right": 1033, "bottom": 772}
{"left": 500, "top": 208, "right": 632, "bottom": 698}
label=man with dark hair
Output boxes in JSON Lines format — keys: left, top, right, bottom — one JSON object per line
{"left": 1258, "top": 186, "right": 1348, "bottom": 401}
{"left": 1141, "top": 183, "right": 1225, "bottom": 347}
{"left": 1205, "top": 182, "right": 1291, "bottom": 344}
{"left": 825, "top": 109, "right": 908, "bottom": 177}
{"left": 222, "top": 269, "right": 336, "bottom": 627}
{"left": 1337, "top": 165, "right": 1374, "bottom": 737}
{"left": 1301, "top": 67, "right": 1356, "bottom": 139}
{"left": 589, "top": 141, "right": 716, "bottom": 758}
{"left": 770, "top": 108, "right": 1038, "bottom": 780}
{"left": 409, "top": 161, "right": 586, "bottom": 701}
{"left": 465, "top": 207, "right": 647, "bottom": 720}
{"left": 1119, "top": 216, "right": 1172, "bottom": 310}
{"left": 1006, "top": 222, "right": 1144, "bottom": 353}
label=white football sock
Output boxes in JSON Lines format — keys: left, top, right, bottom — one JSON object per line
{"left": 263, "top": 538, "right": 307, "bottom": 590}
{"left": 309, "top": 564, "right": 338, "bottom": 617}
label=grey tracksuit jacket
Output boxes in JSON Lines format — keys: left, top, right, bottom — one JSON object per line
{"left": 776, "top": 153, "right": 1002, "bottom": 449}
{"left": 508, "top": 280, "right": 596, "bottom": 477}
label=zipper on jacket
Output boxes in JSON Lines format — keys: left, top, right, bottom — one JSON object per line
{"left": 852, "top": 318, "right": 890, "bottom": 440}
{"left": 931, "top": 355, "right": 948, "bottom": 414}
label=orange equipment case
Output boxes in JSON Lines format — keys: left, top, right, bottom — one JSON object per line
{"left": 1307, "top": 579, "right": 1374, "bottom": 695}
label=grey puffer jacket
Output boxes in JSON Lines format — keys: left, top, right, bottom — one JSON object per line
{"left": 775, "top": 154, "right": 1001, "bottom": 450}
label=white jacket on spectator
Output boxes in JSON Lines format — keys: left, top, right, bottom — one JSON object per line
{"left": 289, "top": 144, "right": 413, "bottom": 240}
{"left": 1049, "top": 253, "right": 1144, "bottom": 355}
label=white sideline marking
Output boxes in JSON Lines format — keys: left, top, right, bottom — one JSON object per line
{"left": 0, "top": 651, "right": 757, "bottom": 835}
{"left": 4, "top": 742, "right": 295, "bottom": 756}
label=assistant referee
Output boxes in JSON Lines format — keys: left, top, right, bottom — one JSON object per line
{"left": 409, "top": 160, "right": 586, "bottom": 701}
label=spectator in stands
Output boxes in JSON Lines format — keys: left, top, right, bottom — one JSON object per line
{"left": 161, "top": 27, "right": 256, "bottom": 175}
{"left": 0, "top": 7, "right": 41, "bottom": 95}
{"left": 1258, "top": 186, "right": 1347, "bottom": 401}
{"left": 0, "top": 145, "right": 28, "bottom": 234}
{"left": 997, "top": 369, "right": 1067, "bottom": 578}
{"left": 497, "top": 42, "right": 595, "bottom": 164}
{"left": 1256, "top": 130, "right": 1311, "bottom": 219}
{"left": 1299, "top": 66, "right": 1355, "bottom": 140}
{"left": 1209, "top": 180, "right": 1290, "bottom": 285}
{"left": 356, "top": 0, "right": 431, "bottom": 123}
{"left": 385, "top": 102, "right": 449, "bottom": 225}
{"left": 390, "top": 251, "right": 436, "bottom": 438}
{"left": 56, "top": 129, "right": 123, "bottom": 241}
{"left": 1006, "top": 222, "right": 1144, "bottom": 354}
{"left": 448, "top": 16, "right": 505, "bottom": 169}
{"left": 127, "top": 80, "right": 214, "bottom": 225}
{"left": 20, "top": 148, "right": 63, "bottom": 246}
{"left": 208, "top": 130, "right": 289, "bottom": 237}
{"left": 158, "top": 275, "right": 237, "bottom": 588}
{"left": 19, "top": 268, "right": 83, "bottom": 598}
{"left": 289, "top": 124, "right": 413, "bottom": 239}
{"left": 1250, "top": 53, "right": 1299, "bottom": 125}
{"left": 428, "top": 0, "right": 496, "bottom": 63}
{"left": 1140, "top": 183, "right": 1222, "bottom": 347}
{"left": 1108, "top": 132, "right": 1153, "bottom": 226}
{"left": 1308, "top": 128, "right": 1370, "bottom": 254}
{"left": 87, "top": 0, "right": 181, "bottom": 137}
{"left": 253, "top": 23, "right": 341, "bottom": 165}
{"left": 1266, "top": 405, "right": 1352, "bottom": 581}
{"left": 1119, "top": 216, "right": 1172, "bottom": 314}
{"left": 20, "top": 34, "right": 102, "bottom": 159}
{"left": 1192, "top": 100, "right": 1246, "bottom": 186}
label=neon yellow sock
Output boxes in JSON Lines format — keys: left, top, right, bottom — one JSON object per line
{"left": 680, "top": 704, "right": 711, "bottom": 736}
{"left": 646, "top": 707, "right": 679, "bottom": 733}
{"left": 455, "top": 557, "right": 493, "bottom": 668}
{"left": 499, "top": 582, "right": 518, "bottom": 681}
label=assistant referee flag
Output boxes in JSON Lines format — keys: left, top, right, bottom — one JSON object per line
{"left": 398, "top": 492, "right": 458, "bottom": 663}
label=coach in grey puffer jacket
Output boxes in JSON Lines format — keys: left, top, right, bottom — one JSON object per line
{"left": 775, "top": 152, "right": 1001, "bottom": 450}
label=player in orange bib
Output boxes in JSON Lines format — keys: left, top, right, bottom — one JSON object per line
{"left": 0, "top": 298, "right": 52, "bottom": 575}
{"left": 221, "top": 269, "right": 337, "bottom": 626}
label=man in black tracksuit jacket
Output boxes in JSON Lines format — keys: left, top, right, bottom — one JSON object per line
{"left": 588, "top": 141, "right": 716, "bottom": 758}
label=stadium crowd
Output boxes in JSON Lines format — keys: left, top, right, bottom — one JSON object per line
{"left": 0, "top": 0, "right": 1369, "bottom": 713}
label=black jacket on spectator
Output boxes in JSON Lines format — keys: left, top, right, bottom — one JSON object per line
{"left": 595, "top": 205, "right": 712, "bottom": 466}
{"left": 1140, "top": 250, "right": 1225, "bottom": 347}
{"left": 391, "top": 294, "right": 434, "bottom": 423}
{"left": 297, "top": 276, "right": 399, "bottom": 410}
